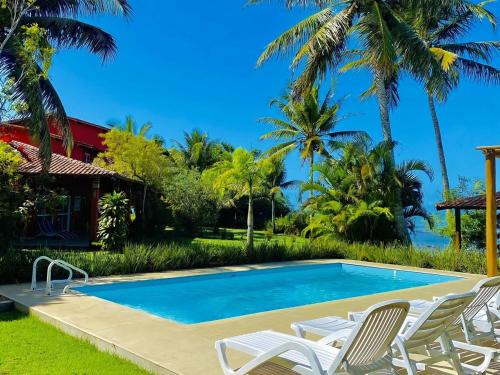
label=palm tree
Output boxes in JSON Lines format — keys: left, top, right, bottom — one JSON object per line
{"left": 0, "top": 0, "right": 131, "bottom": 166}
{"left": 397, "top": 160, "right": 434, "bottom": 233}
{"left": 108, "top": 115, "right": 152, "bottom": 138}
{"left": 302, "top": 138, "right": 433, "bottom": 242}
{"left": 260, "top": 85, "right": 362, "bottom": 188}
{"left": 255, "top": 0, "right": 457, "bottom": 241}
{"left": 405, "top": 1, "right": 500, "bottom": 199}
{"left": 301, "top": 161, "right": 394, "bottom": 242}
{"left": 172, "top": 129, "right": 232, "bottom": 171}
{"left": 211, "top": 148, "right": 270, "bottom": 250}
{"left": 263, "top": 155, "right": 298, "bottom": 233}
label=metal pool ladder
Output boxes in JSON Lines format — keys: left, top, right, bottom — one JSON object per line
{"left": 32, "top": 256, "right": 89, "bottom": 295}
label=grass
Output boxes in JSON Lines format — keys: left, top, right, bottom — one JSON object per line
{"left": 0, "top": 310, "right": 151, "bottom": 375}
{"left": 0, "top": 228, "right": 489, "bottom": 284}
{"left": 191, "top": 228, "right": 308, "bottom": 248}
{"left": 1, "top": 239, "right": 489, "bottom": 285}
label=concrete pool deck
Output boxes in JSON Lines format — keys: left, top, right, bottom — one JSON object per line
{"left": 0, "top": 259, "right": 490, "bottom": 374}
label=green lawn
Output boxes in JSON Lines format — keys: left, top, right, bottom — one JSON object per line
{"left": 191, "top": 228, "right": 308, "bottom": 247}
{"left": 0, "top": 310, "right": 151, "bottom": 375}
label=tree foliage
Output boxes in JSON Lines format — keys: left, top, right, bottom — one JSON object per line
{"left": 302, "top": 138, "right": 433, "bottom": 242}
{"left": 0, "top": 141, "right": 25, "bottom": 251}
{"left": 170, "top": 129, "right": 232, "bottom": 171}
{"left": 0, "top": 0, "right": 130, "bottom": 166}
{"left": 97, "top": 191, "right": 130, "bottom": 251}
{"left": 207, "top": 148, "right": 273, "bottom": 250}
{"left": 95, "top": 128, "right": 170, "bottom": 189}
{"left": 260, "top": 85, "right": 362, "bottom": 185}
{"left": 162, "top": 168, "right": 219, "bottom": 232}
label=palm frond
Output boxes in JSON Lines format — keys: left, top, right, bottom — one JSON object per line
{"left": 455, "top": 57, "right": 500, "bottom": 84}
{"left": 27, "top": 17, "right": 117, "bottom": 61}
{"left": 257, "top": 8, "right": 333, "bottom": 66}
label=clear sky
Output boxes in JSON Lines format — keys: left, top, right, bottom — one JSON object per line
{"left": 50, "top": 0, "right": 500, "bottom": 209}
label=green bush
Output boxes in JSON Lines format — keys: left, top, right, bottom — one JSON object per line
{"left": 97, "top": 191, "right": 130, "bottom": 251}
{"left": 0, "top": 239, "right": 488, "bottom": 285}
{"left": 270, "top": 212, "right": 308, "bottom": 236}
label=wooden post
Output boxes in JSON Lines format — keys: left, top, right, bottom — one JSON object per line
{"left": 90, "top": 177, "right": 100, "bottom": 242}
{"left": 454, "top": 208, "right": 462, "bottom": 251}
{"left": 485, "top": 150, "right": 497, "bottom": 277}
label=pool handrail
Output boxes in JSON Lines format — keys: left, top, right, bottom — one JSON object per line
{"left": 46, "top": 259, "right": 88, "bottom": 295}
{"left": 31, "top": 256, "right": 73, "bottom": 291}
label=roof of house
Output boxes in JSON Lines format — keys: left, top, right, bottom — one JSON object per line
{"left": 8, "top": 140, "right": 133, "bottom": 181}
{"left": 436, "top": 193, "right": 500, "bottom": 210}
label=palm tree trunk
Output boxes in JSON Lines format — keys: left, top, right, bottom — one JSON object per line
{"left": 142, "top": 184, "right": 147, "bottom": 229}
{"left": 271, "top": 193, "right": 276, "bottom": 234}
{"left": 374, "top": 69, "right": 410, "bottom": 243}
{"left": 427, "top": 92, "right": 451, "bottom": 199}
{"left": 247, "top": 189, "right": 254, "bottom": 251}
{"left": 309, "top": 153, "right": 314, "bottom": 198}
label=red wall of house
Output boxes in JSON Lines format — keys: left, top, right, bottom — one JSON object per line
{"left": 0, "top": 117, "right": 108, "bottom": 162}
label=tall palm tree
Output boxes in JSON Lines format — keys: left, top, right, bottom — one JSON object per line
{"left": 254, "top": 0, "right": 458, "bottom": 241}
{"left": 108, "top": 115, "right": 152, "bottom": 138}
{"left": 263, "top": 155, "right": 299, "bottom": 233}
{"left": 260, "top": 85, "right": 362, "bottom": 188}
{"left": 405, "top": 1, "right": 500, "bottom": 199}
{"left": 0, "top": 0, "right": 131, "bottom": 166}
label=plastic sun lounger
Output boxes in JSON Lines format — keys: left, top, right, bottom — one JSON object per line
{"left": 408, "top": 276, "right": 500, "bottom": 344}
{"left": 215, "top": 300, "right": 410, "bottom": 375}
{"left": 292, "top": 292, "right": 496, "bottom": 375}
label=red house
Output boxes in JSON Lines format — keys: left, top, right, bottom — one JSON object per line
{"left": 0, "top": 117, "right": 109, "bottom": 163}
{"left": 0, "top": 117, "right": 140, "bottom": 248}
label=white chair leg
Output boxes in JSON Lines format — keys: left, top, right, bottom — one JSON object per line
{"left": 215, "top": 341, "right": 238, "bottom": 375}
{"left": 291, "top": 323, "right": 306, "bottom": 338}
{"left": 394, "top": 338, "right": 419, "bottom": 375}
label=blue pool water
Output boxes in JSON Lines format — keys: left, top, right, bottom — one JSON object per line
{"left": 77, "top": 263, "right": 460, "bottom": 324}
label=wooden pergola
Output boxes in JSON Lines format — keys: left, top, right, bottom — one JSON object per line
{"left": 437, "top": 146, "right": 499, "bottom": 276}
{"left": 436, "top": 192, "right": 500, "bottom": 252}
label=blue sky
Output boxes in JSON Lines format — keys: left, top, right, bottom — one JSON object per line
{"left": 50, "top": 0, "right": 500, "bottom": 209}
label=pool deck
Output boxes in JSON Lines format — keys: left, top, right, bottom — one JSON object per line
{"left": 0, "top": 259, "right": 489, "bottom": 374}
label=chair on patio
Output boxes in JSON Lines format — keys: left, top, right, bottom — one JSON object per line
{"left": 291, "top": 292, "right": 497, "bottom": 374}
{"left": 37, "top": 218, "right": 77, "bottom": 240}
{"left": 215, "top": 300, "right": 409, "bottom": 375}
{"left": 408, "top": 276, "right": 500, "bottom": 344}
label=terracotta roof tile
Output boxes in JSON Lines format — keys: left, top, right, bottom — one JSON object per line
{"left": 8, "top": 140, "right": 131, "bottom": 180}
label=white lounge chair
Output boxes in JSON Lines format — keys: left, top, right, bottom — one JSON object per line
{"left": 409, "top": 276, "right": 500, "bottom": 344}
{"left": 215, "top": 300, "right": 409, "bottom": 375}
{"left": 292, "top": 293, "right": 482, "bottom": 374}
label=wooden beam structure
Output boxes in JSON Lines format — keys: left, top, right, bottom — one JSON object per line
{"left": 478, "top": 146, "right": 500, "bottom": 277}
{"left": 454, "top": 208, "right": 462, "bottom": 251}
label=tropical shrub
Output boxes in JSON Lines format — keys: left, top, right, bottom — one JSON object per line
{"left": 270, "top": 211, "right": 308, "bottom": 236}
{"left": 303, "top": 139, "right": 433, "bottom": 243}
{"left": 97, "top": 191, "right": 130, "bottom": 252}
{"left": 0, "top": 239, "right": 488, "bottom": 285}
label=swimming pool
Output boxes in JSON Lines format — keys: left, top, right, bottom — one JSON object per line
{"left": 77, "top": 263, "right": 460, "bottom": 324}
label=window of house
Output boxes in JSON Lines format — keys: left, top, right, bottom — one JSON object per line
{"left": 84, "top": 152, "right": 91, "bottom": 163}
